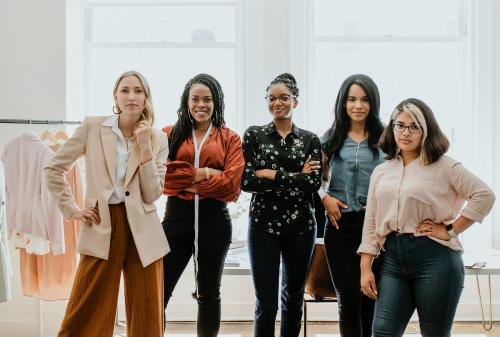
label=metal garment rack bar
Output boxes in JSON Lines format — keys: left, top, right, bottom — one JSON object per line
{"left": 0, "top": 118, "right": 81, "bottom": 125}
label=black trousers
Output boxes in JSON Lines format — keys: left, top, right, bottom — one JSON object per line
{"left": 162, "top": 196, "right": 232, "bottom": 337}
{"left": 324, "top": 211, "right": 383, "bottom": 337}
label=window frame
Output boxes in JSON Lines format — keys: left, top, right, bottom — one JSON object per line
{"left": 289, "top": 0, "right": 497, "bottom": 250}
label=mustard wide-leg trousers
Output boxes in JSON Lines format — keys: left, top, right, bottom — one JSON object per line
{"left": 58, "top": 203, "right": 164, "bottom": 337}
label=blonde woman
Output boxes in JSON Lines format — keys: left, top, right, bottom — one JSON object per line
{"left": 45, "top": 70, "right": 169, "bottom": 337}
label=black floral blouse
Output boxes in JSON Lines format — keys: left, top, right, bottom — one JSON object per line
{"left": 241, "top": 122, "right": 322, "bottom": 235}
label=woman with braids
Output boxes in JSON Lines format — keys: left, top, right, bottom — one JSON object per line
{"left": 320, "top": 74, "right": 384, "bottom": 337}
{"left": 241, "top": 73, "right": 322, "bottom": 337}
{"left": 161, "top": 73, "right": 244, "bottom": 337}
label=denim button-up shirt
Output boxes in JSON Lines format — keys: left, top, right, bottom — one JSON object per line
{"left": 325, "top": 137, "right": 384, "bottom": 212}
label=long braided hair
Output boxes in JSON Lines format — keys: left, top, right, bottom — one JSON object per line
{"left": 322, "top": 74, "right": 383, "bottom": 162}
{"left": 168, "top": 73, "right": 226, "bottom": 161}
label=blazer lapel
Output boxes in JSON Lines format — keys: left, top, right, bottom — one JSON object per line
{"left": 100, "top": 125, "right": 117, "bottom": 186}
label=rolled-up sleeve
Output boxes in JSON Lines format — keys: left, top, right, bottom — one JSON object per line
{"left": 449, "top": 162, "right": 495, "bottom": 223}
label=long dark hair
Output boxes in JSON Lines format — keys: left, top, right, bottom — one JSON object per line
{"left": 322, "top": 74, "right": 383, "bottom": 162}
{"left": 168, "top": 73, "right": 226, "bottom": 161}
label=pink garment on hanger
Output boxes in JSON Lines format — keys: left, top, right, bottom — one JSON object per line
{"left": 19, "top": 165, "right": 83, "bottom": 300}
{"left": 1, "top": 132, "right": 64, "bottom": 254}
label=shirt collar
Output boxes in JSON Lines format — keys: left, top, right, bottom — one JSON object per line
{"left": 265, "top": 122, "right": 301, "bottom": 138}
{"left": 22, "top": 132, "right": 42, "bottom": 141}
{"left": 102, "top": 115, "right": 131, "bottom": 143}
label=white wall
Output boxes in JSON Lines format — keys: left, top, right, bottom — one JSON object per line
{"left": 0, "top": 0, "right": 498, "bottom": 336}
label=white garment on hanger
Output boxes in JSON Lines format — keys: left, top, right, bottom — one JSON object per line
{"left": 1, "top": 132, "right": 64, "bottom": 255}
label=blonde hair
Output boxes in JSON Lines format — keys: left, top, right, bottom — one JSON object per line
{"left": 113, "top": 70, "right": 155, "bottom": 126}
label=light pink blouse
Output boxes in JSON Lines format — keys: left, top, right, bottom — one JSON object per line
{"left": 1, "top": 133, "right": 64, "bottom": 254}
{"left": 358, "top": 155, "right": 495, "bottom": 256}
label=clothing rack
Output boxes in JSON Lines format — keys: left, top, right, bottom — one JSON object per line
{"left": 0, "top": 118, "right": 81, "bottom": 125}
{"left": 0, "top": 117, "right": 80, "bottom": 336}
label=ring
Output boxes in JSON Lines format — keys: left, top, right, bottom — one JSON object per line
{"left": 430, "top": 226, "right": 433, "bottom": 231}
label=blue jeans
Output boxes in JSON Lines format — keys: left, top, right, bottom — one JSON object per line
{"left": 373, "top": 233, "right": 464, "bottom": 337}
{"left": 248, "top": 222, "right": 316, "bottom": 337}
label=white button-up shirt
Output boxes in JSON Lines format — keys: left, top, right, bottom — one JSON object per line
{"left": 102, "top": 116, "right": 133, "bottom": 204}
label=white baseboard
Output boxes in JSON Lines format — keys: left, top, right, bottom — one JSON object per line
{"left": 0, "top": 302, "right": 498, "bottom": 336}
{"left": 162, "top": 302, "right": 500, "bottom": 321}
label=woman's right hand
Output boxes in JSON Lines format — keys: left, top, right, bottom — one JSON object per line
{"left": 360, "top": 268, "right": 378, "bottom": 300}
{"left": 70, "top": 207, "right": 101, "bottom": 226}
{"left": 322, "top": 194, "right": 348, "bottom": 229}
{"left": 208, "top": 168, "right": 222, "bottom": 176}
{"left": 195, "top": 167, "right": 222, "bottom": 182}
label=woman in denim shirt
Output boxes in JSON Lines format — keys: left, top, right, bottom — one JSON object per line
{"left": 320, "top": 74, "right": 384, "bottom": 337}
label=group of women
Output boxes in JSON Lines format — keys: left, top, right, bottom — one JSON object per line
{"left": 44, "top": 69, "right": 495, "bottom": 337}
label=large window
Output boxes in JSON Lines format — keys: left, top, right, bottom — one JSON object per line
{"left": 83, "top": 0, "right": 241, "bottom": 130}
{"left": 68, "top": 0, "right": 246, "bottom": 241}
{"left": 68, "top": 0, "right": 496, "bottom": 251}
{"left": 295, "top": 0, "right": 495, "bottom": 250}
{"left": 66, "top": 0, "right": 497, "bottom": 320}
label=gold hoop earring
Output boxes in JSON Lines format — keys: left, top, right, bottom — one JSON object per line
{"left": 113, "top": 105, "right": 121, "bottom": 114}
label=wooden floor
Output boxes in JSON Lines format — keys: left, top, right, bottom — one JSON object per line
{"left": 155, "top": 321, "right": 500, "bottom": 337}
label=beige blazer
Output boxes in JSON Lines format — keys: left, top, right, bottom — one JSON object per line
{"left": 44, "top": 116, "right": 170, "bottom": 267}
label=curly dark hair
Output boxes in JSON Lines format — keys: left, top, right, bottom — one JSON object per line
{"left": 322, "top": 74, "right": 383, "bottom": 161}
{"left": 168, "top": 73, "right": 226, "bottom": 161}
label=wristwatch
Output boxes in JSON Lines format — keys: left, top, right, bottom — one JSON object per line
{"left": 445, "top": 223, "right": 458, "bottom": 238}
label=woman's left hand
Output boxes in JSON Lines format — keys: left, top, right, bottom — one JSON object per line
{"left": 416, "top": 219, "right": 451, "bottom": 241}
{"left": 302, "top": 155, "right": 321, "bottom": 173}
{"left": 134, "top": 120, "right": 152, "bottom": 151}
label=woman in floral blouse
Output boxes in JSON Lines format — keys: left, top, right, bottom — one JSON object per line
{"left": 241, "top": 73, "right": 322, "bottom": 337}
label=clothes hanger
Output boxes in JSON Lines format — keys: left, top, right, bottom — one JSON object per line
{"left": 40, "top": 130, "right": 57, "bottom": 145}
{"left": 54, "top": 130, "right": 69, "bottom": 141}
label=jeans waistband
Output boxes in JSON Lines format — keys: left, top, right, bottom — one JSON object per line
{"left": 389, "top": 231, "right": 415, "bottom": 238}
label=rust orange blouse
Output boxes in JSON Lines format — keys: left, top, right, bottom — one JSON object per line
{"left": 162, "top": 125, "right": 244, "bottom": 202}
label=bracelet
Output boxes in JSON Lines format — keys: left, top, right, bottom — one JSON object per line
{"left": 204, "top": 167, "right": 210, "bottom": 180}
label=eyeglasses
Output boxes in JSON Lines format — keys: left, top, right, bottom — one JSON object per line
{"left": 393, "top": 122, "right": 421, "bottom": 134}
{"left": 265, "top": 94, "right": 295, "bottom": 103}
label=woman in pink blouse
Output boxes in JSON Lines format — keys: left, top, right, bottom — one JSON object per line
{"left": 358, "top": 98, "right": 495, "bottom": 337}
